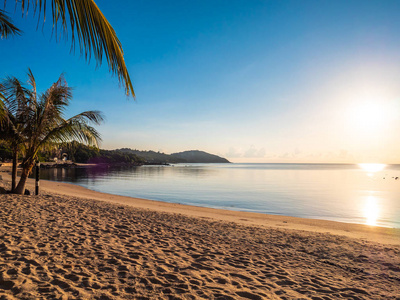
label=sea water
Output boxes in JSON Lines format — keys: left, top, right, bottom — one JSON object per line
{"left": 38, "top": 163, "right": 400, "bottom": 228}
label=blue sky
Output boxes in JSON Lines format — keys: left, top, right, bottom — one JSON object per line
{"left": 1, "top": 0, "right": 400, "bottom": 163}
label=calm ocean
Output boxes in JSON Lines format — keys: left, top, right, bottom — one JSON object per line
{"left": 38, "top": 163, "right": 400, "bottom": 228}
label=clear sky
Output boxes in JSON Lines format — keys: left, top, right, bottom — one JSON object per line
{"left": 1, "top": 0, "right": 400, "bottom": 163}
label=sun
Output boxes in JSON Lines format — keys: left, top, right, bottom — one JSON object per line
{"left": 350, "top": 102, "right": 387, "bottom": 134}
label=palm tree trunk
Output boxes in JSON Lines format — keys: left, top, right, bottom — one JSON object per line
{"left": 14, "top": 163, "right": 34, "bottom": 195}
{"left": 11, "top": 148, "right": 17, "bottom": 192}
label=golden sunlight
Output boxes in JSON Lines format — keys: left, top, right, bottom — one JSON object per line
{"left": 358, "top": 163, "right": 386, "bottom": 173}
{"left": 351, "top": 102, "right": 388, "bottom": 134}
{"left": 364, "top": 194, "right": 379, "bottom": 226}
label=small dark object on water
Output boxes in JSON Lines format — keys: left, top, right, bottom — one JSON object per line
{"left": 395, "top": 177, "right": 399, "bottom": 180}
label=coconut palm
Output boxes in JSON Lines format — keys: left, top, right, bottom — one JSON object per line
{"left": 0, "top": 79, "right": 30, "bottom": 191}
{"left": 0, "top": 114, "right": 21, "bottom": 191}
{"left": 0, "top": 117, "right": 22, "bottom": 192}
{"left": 1, "top": 70, "right": 104, "bottom": 194}
{"left": 0, "top": 0, "right": 134, "bottom": 97}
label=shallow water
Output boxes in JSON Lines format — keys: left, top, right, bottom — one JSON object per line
{"left": 38, "top": 163, "right": 400, "bottom": 228}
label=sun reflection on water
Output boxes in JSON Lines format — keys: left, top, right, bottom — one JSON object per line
{"left": 358, "top": 163, "right": 386, "bottom": 173}
{"left": 364, "top": 193, "right": 379, "bottom": 226}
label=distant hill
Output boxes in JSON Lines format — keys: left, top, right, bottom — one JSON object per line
{"left": 171, "top": 150, "right": 230, "bottom": 163}
{"left": 33, "top": 142, "right": 230, "bottom": 165}
{"left": 119, "top": 148, "right": 230, "bottom": 164}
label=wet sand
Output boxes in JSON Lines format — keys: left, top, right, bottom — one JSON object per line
{"left": 0, "top": 166, "right": 399, "bottom": 299}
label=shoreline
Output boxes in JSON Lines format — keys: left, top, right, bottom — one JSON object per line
{"left": 1, "top": 165, "right": 399, "bottom": 246}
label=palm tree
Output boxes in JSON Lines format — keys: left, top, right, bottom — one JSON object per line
{"left": 0, "top": 121, "right": 24, "bottom": 192}
{"left": 0, "top": 0, "right": 134, "bottom": 97}
{"left": 0, "top": 115, "right": 22, "bottom": 192}
{"left": 0, "top": 79, "right": 30, "bottom": 191}
{"left": 1, "top": 70, "right": 104, "bottom": 194}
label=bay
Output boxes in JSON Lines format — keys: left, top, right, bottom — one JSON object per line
{"left": 38, "top": 163, "right": 400, "bottom": 228}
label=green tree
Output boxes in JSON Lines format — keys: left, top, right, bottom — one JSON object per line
{"left": 0, "top": 0, "right": 134, "bottom": 97}
{"left": 0, "top": 70, "right": 103, "bottom": 194}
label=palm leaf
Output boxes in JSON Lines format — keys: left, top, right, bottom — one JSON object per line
{"left": 68, "top": 110, "right": 104, "bottom": 125}
{"left": 40, "top": 118, "right": 102, "bottom": 149}
{"left": 0, "top": 87, "right": 6, "bottom": 123}
{"left": 0, "top": 76, "right": 31, "bottom": 121}
{"left": 0, "top": 9, "right": 22, "bottom": 38}
{"left": 15, "top": 0, "right": 135, "bottom": 97}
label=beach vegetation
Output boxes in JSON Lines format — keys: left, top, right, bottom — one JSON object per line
{"left": 0, "top": 0, "right": 134, "bottom": 97}
{"left": 68, "top": 143, "right": 144, "bottom": 164}
{"left": 0, "top": 142, "right": 13, "bottom": 161}
{"left": 38, "top": 141, "right": 144, "bottom": 165}
{"left": 94, "top": 149, "right": 144, "bottom": 165}
{"left": 64, "top": 141, "right": 101, "bottom": 163}
{"left": 0, "top": 70, "right": 103, "bottom": 194}
{"left": 0, "top": 81, "right": 29, "bottom": 191}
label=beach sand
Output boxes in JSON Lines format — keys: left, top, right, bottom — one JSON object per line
{"left": 0, "top": 166, "right": 399, "bottom": 299}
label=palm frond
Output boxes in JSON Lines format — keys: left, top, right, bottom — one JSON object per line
{"left": 52, "top": 110, "right": 104, "bottom": 146}
{"left": 27, "top": 69, "right": 37, "bottom": 103}
{"left": 41, "top": 119, "right": 102, "bottom": 149}
{"left": 0, "top": 76, "right": 32, "bottom": 121}
{"left": 16, "top": 0, "right": 135, "bottom": 97}
{"left": 68, "top": 110, "right": 104, "bottom": 125}
{"left": 34, "top": 77, "right": 103, "bottom": 151}
{"left": 0, "top": 9, "right": 22, "bottom": 38}
{"left": 0, "top": 87, "right": 6, "bottom": 124}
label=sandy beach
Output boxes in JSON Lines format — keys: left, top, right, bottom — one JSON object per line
{"left": 1, "top": 166, "right": 399, "bottom": 299}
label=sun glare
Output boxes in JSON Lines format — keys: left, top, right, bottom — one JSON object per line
{"left": 358, "top": 163, "right": 386, "bottom": 173}
{"left": 364, "top": 194, "right": 379, "bottom": 226}
{"left": 350, "top": 102, "right": 388, "bottom": 134}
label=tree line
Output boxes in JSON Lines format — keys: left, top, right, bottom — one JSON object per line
{"left": 0, "top": 141, "right": 144, "bottom": 165}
